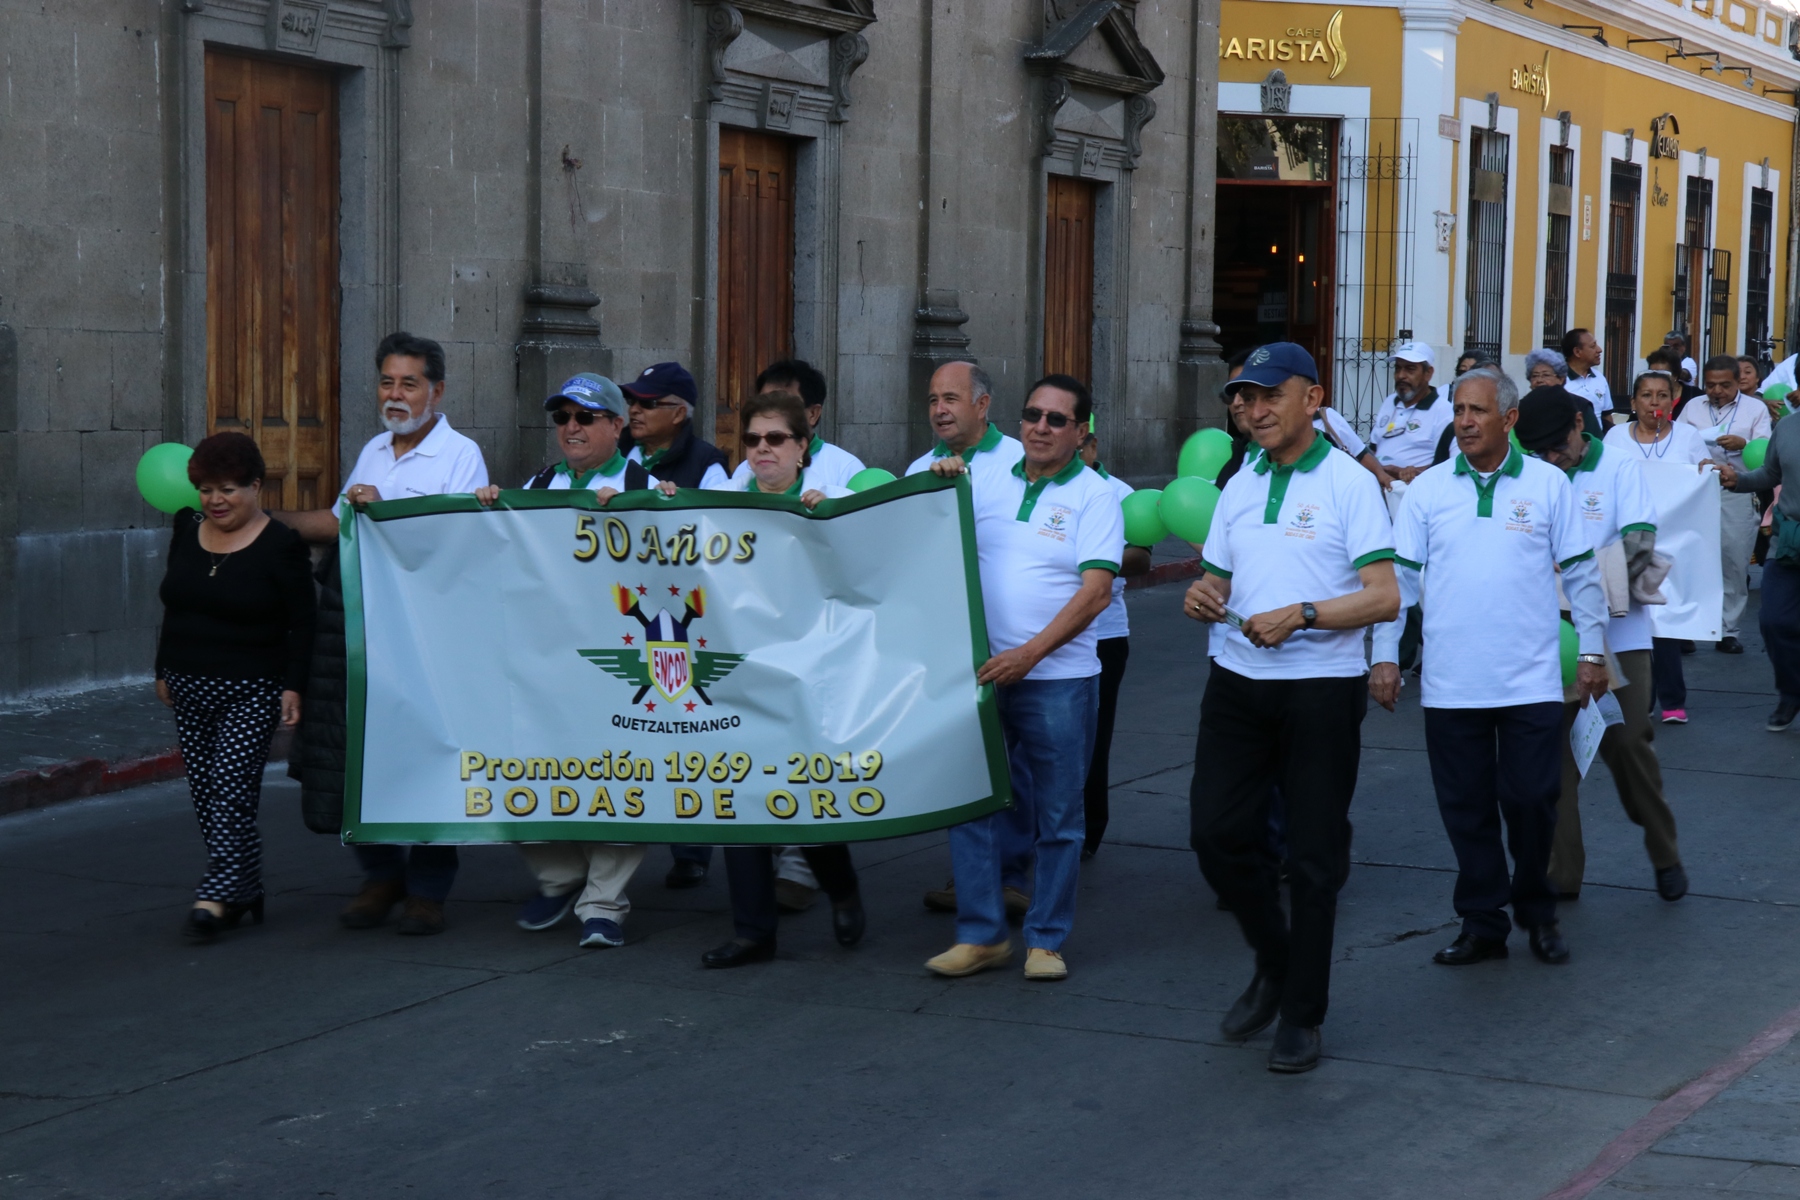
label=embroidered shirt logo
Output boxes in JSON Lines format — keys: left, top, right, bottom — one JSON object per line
{"left": 1581, "top": 490, "right": 1604, "bottom": 519}
{"left": 1286, "top": 503, "right": 1320, "bottom": 540}
{"left": 1038, "top": 505, "right": 1072, "bottom": 541}
{"left": 1506, "top": 499, "right": 1536, "bottom": 533}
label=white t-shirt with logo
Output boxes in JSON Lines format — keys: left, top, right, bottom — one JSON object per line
{"left": 1092, "top": 469, "right": 1133, "bottom": 641}
{"left": 731, "top": 437, "right": 866, "bottom": 490}
{"left": 905, "top": 423, "right": 1025, "bottom": 479}
{"left": 344, "top": 414, "right": 489, "bottom": 499}
{"left": 1563, "top": 438, "right": 1659, "bottom": 653}
{"left": 1369, "top": 389, "right": 1454, "bottom": 468}
{"left": 705, "top": 473, "right": 850, "bottom": 500}
{"left": 1388, "top": 449, "right": 1595, "bottom": 708}
{"left": 972, "top": 458, "right": 1124, "bottom": 681}
{"left": 1314, "top": 407, "right": 1366, "bottom": 458}
{"left": 524, "top": 452, "right": 633, "bottom": 492}
{"left": 1565, "top": 369, "right": 1613, "bottom": 414}
{"left": 1200, "top": 433, "right": 1396, "bottom": 681}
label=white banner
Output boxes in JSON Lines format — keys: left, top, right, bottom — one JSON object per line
{"left": 339, "top": 478, "right": 1010, "bottom": 844}
{"left": 1641, "top": 460, "right": 1724, "bottom": 641}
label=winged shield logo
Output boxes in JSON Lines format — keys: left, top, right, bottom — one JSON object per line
{"left": 578, "top": 584, "right": 746, "bottom": 711}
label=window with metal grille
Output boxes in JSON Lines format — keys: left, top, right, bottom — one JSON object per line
{"left": 1747, "top": 187, "right": 1775, "bottom": 361}
{"left": 1603, "top": 160, "right": 1640, "bottom": 398}
{"left": 1462, "top": 127, "right": 1509, "bottom": 364}
{"left": 1543, "top": 146, "right": 1574, "bottom": 348}
{"left": 1675, "top": 175, "right": 1713, "bottom": 354}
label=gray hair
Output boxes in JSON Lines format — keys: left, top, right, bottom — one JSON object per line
{"left": 962, "top": 362, "right": 995, "bottom": 403}
{"left": 1523, "top": 347, "right": 1569, "bottom": 381}
{"left": 1452, "top": 365, "right": 1521, "bottom": 415}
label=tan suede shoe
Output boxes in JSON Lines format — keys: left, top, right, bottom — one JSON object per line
{"left": 924, "top": 940, "right": 1013, "bottom": 977}
{"left": 1024, "top": 948, "right": 1067, "bottom": 981}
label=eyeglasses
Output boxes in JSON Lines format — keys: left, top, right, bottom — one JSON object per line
{"left": 1021, "top": 406, "right": 1075, "bottom": 429}
{"left": 740, "top": 431, "right": 797, "bottom": 448}
{"left": 552, "top": 409, "right": 601, "bottom": 426}
{"left": 625, "top": 393, "right": 682, "bottom": 410}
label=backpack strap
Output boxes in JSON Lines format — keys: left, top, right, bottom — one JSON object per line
{"left": 624, "top": 460, "right": 652, "bottom": 491}
{"left": 525, "top": 464, "right": 558, "bottom": 490}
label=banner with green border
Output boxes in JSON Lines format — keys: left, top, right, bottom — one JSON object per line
{"left": 339, "top": 473, "right": 1011, "bottom": 844}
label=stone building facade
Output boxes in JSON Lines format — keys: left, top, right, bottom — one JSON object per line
{"left": 0, "top": 0, "right": 1224, "bottom": 699}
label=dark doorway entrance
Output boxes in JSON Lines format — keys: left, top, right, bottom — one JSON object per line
{"left": 1215, "top": 116, "right": 1336, "bottom": 394}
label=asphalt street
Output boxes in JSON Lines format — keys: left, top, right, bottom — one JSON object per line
{"left": 4, "top": 584, "right": 1800, "bottom": 1199}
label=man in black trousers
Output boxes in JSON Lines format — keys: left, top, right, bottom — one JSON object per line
{"left": 1183, "top": 343, "right": 1401, "bottom": 1073}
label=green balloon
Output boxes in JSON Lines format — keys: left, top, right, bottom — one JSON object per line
{"left": 1744, "top": 438, "right": 1770, "bottom": 471}
{"left": 1560, "top": 619, "right": 1578, "bottom": 689}
{"left": 1765, "top": 383, "right": 1792, "bottom": 404}
{"left": 136, "top": 442, "right": 200, "bottom": 515}
{"left": 1177, "top": 427, "right": 1234, "bottom": 482}
{"left": 847, "top": 467, "right": 897, "bottom": 492}
{"left": 1160, "top": 476, "right": 1222, "bottom": 544}
{"left": 1121, "top": 489, "right": 1168, "bottom": 547}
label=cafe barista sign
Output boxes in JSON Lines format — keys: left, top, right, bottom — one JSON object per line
{"left": 1219, "top": 9, "right": 1348, "bottom": 79}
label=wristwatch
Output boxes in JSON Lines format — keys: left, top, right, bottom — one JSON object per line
{"left": 1301, "top": 602, "right": 1318, "bottom": 629}
{"left": 1576, "top": 653, "right": 1605, "bottom": 666}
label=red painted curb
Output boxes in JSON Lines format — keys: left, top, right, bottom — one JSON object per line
{"left": 0, "top": 748, "right": 185, "bottom": 817}
{"left": 1540, "top": 998, "right": 1800, "bottom": 1199}
{"left": 1126, "top": 556, "right": 1203, "bottom": 590}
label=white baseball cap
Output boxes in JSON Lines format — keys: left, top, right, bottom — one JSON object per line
{"left": 1391, "top": 340, "right": 1435, "bottom": 367}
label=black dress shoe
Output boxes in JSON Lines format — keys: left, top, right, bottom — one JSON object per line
{"left": 832, "top": 894, "right": 866, "bottom": 946}
{"left": 1680, "top": 639, "right": 1697, "bottom": 654}
{"left": 1528, "top": 922, "right": 1570, "bottom": 964}
{"left": 665, "top": 860, "right": 708, "bottom": 889}
{"left": 701, "top": 937, "right": 776, "bottom": 968}
{"left": 1769, "top": 700, "right": 1799, "bottom": 732}
{"left": 1718, "top": 636, "right": 1745, "bottom": 654}
{"left": 1268, "top": 1019, "right": 1322, "bottom": 1074}
{"left": 1433, "top": 932, "right": 1509, "bottom": 965}
{"left": 1220, "top": 971, "right": 1283, "bottom": 1041}
{"left": 1656, "top": 864, "right": 1690, "bottom": 901}
{"left": 182, "top": 908, "right": 222, "bottom": 943}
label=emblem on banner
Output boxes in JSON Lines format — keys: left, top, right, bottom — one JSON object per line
{"left": 578, "top": 584, "right": 746, "bottom": 712}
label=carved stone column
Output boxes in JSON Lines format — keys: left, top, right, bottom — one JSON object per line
{"left": 1178, "top": 0, "right": 1227, "bottom": 439}
{"left": 517, "top": 282, "right": 610, "bottom": 481}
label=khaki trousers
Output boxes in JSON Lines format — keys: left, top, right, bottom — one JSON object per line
{"left": 1549, "top": 649, "right": 1681, "bottom": 893}
{"left": 1721, "top": 489, "right": 1759, "bottom": 638}
{"left": 518, "top": 843, "right": 647, "bottom": 924}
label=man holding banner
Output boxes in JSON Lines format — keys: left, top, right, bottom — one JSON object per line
{"left": 924, "top": 374, "right": 1122, "bottom": 983}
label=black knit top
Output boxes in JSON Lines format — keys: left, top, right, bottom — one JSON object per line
{"left": 156, "top": 511, "right": 316, "bottom": 692}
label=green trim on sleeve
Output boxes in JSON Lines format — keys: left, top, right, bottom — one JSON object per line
{"left": 1559, "top": 548, "right": 1596, "bottom": 570}
{"left": 1394, "top": 555, "right": 1424, "bottom": 571}
{"left": 1352, "top": 548, "right": 1398, "bottom": 569}
{"left": 1077, "top": 559, "right": 1120, "bottom": 575}
{"left": 1620, "top": 522, "right": 1657, "bottom": 534}
{"left": 1199, "top": 558, "right": 1232, "bottom": 579}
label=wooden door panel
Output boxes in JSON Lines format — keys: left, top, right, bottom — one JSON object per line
{"left": 716, "top": 129, "right": 795, "bottom": 465}
{"left": 1044, "top": 174, "right": 1096, "bottom": 385}
{"left": 204, "top": 50, "right": 338, "bottom": 509}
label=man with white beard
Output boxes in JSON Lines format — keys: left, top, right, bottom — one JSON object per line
{"left": 276, "top": 331, "right": 489, "bottom": 935}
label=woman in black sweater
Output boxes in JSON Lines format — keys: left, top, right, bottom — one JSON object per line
{"left": 156, "top": 432, "right": 315, "bottom": 942}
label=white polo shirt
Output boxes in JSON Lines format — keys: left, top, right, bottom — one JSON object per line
{"left": 1676, "top": 392, "right": 1772, "bottom": 470}
{"left": 972, "top": 457, "right": 1124, "bottom": 680}
{"left": 1565, "top": 369, "right": 1613, "bottom": 414}
{"left": 1092, "top": 467, "right": 1133, "bottom": 641}
{"left": 1200, "top": 432, "right": 1395, "bottom": 680}
{"left": 706, "top": 472, "right": 850, "bottom": 500}
{"left": 905, "top": 422, "right": 1026, "bottom": 479}
{"left": 1369, "top": 388, "right": 1454, "bottom": 469}
{"left": 731, "top": 436, "right": 865, "bottom": 490}
{"left": 344, "top": 414, "right": 489, "bottom": 499}
{"left": 1563, "top": 437, "right": 1659, "bottom": 653}
{"left": 1603, "top": 420, "right": 1709, "bottom": 467}
{"left": 524, "top": 451, "right": 633, "bottom": 492}
{"left": 1314, "top": 407, "right": 1366, "bottom": 458}
{"left": 1389, "top": 448, "right": 1595, "bottom": 708}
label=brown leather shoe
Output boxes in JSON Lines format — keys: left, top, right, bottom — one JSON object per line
{"left": 339, "top": 878, "right": 406, "bottom": 930}
{"left": 923, "top": 879, "right": 956, "bottom": 912}
{"left": 396, "top": 896, "right": 446, "bottom": 936}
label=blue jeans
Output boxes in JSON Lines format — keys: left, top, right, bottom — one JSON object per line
{"left": 355, "top": 845, "right": 459, "bottom": 902}
{"left": 1761, "top": 557, "right": 1800, "bottom": 705}
{"left": 950, "top": 674, "right": 1098, "bottom": 950}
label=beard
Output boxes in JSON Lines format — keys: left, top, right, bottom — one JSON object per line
{"left": 382, "top": 403, "right": 434, "bottom": 436}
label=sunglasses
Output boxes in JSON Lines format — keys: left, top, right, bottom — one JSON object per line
{"left": 740, "top": 431, "right": 798, "bottom": 449}
{"left": 552, "top": 409, "right": 607, "bottom": 426}
{"left": 625, "top": 393, "right": 683, "bottom": 410}
{"left": 1021, "top": 406, "right": 1076, "bottom": 429}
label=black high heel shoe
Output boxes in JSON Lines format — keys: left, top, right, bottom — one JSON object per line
{"left": 183, "top": 907, "right": 222, "bottom": 943}
{"left": 219, "top": 896, "right": 265, "bottom": 930}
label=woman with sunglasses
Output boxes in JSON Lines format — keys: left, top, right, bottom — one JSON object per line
{"left": 655, "top": 389, "right": 863, "bottom": 966}
{"left": 1603, "top": 371, "right": 1714, "bottom": 724}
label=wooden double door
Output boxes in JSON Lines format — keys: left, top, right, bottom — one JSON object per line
{"left": 204, "top": 49, "right": 339, "bottom": 509}
{"left": 717, "top": 129, "right": 796, "bottom": 465}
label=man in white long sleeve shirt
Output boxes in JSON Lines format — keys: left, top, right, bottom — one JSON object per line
{"left": 1678, "top": 355, "right": 1773, "bottom": 652}
{"left": 1371, "top": 367, "right": 1609, "bottom": 969}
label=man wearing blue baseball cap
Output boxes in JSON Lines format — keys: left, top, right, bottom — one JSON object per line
{"left": 621, "top": 362, "right": 730, "bottom": 493}
{"left": 1183, "top": 341, "right": 1401, "bottom": 1073}
{"left": 476, "top": 373, "right": 649, "bottom": 506}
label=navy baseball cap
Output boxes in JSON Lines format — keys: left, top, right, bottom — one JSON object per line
{"left": 546, "top": 372, "right": 626, "bottom": 416}
{"left": 1223, "top": 342, "right": 1319, "bottom": 395}
{"left": 622, "top": 362, "right": 698, "bottom": 405}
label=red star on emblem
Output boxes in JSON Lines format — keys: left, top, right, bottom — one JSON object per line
{"left": 621, "top": 634, "right": 634, "bottom": 645}
{"left": 635, "top": 584, "right": 648, "bottom": 596}
{"left": 684, "top": 701, "right": 697, "bottom": 712}
{"left": 696, "top": 637, "right": 707, "bottom": 648}
{"left": 643, "top": 701, "right": 656, "bottom": 712}
{"left": 668, "top": 584, "right": 681, "bottom": 595}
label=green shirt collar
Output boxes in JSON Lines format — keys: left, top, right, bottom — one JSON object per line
{"left": 1452, "top": 447, "right": 1523, "bottom": 517}
{"left": 1565, "top": 434, "right": 1604, "bottom": 478}
{"left": 747, "top": 475, "right": 805, "bottom": 497}
{"left": 933, "top": 422, "right": 1002, "bottom": 460}
{"left": 1009, "top": 454, "right": 1086, "bottom": 521}
{"left": 1452, "top": 446, "right": 1525, "bottom": 479}
{"left": 1092, "top": 461, "right": 1110, "bottom": 479}
{"left": 1251, "top": 430, "right": 1331, "bottom": 476}
{"left": 556, "top": 450, "right": 626, "bottom": 488}
{"left": 809, "top": 434, "right": 825, "bottom": 457}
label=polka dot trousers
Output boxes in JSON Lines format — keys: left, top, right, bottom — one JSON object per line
{"left": 165, "top": 673, "right": 282, "bottom": 905}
